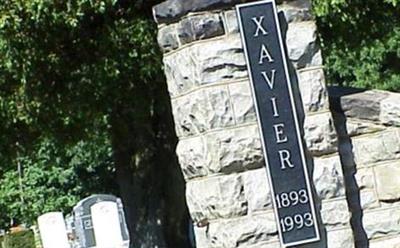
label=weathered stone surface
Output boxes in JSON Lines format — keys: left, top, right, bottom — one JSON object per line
{"left": 223, "top": 10, "right": 239, "bottom": 34}
{"left": 353, "top": 168, "right": 375, "bottom": 191}
{"left": 157, "top": 24, "right": 179, "bottom": 52}
{"left": 242, "top": 169, "right": 272, "bottom": 213}
{"left": 375, "top": 161, "right": 400, "bottom": 201}
{"left": 286, "top": 21, "right": 321, "bottom": 69}
{"left": 358, "top": 190, "right": 380, "bottom": 210}
{"left": 207, "top": 212, "right": 278, "bottom": 248}
{"left": 352, "top": 129, "right": 400, "bottom": 166}
{"left": 186, "top": 175, "right": 247, "bottom": 222}
{"left": 321, "top": 199, "right": 351, "bottom": 229}
{"left": 164, "top": 36, "right": 247, "bottom": 96}
{"left": 340, "top": 90, "right": 388, "bottom": 122}
{"left": 171, "top": 91, "right": 208, "bottom": 136}
{"left": 363, "top": 208, "right": 400, "bottom": 239}
{"left": 326, "top": 228, "right": 355, "bottom": 248}
{"left": 313, "top": 155, "right": 346, "bottom": 200}
{"left": 205, "top": 86, "right": 235, "bottom": 129}
{"left": 153, "top": 0, "right": 243, "bottom": 24}
{"left": 345, "top": 120, "right": 384, "bottom": 137}
{"left": 298, "top": 68, "right": 328, "bottom": 112}
{"left": 229, "top": 81, "right": 256, "bottom": 124}
{"left": 207, "top": 125, "right": 264, "bottom": 173}
{"left": 171, "top": 86, "right": 234, "bottom": 137}
{"left": 164, "top": 50, "right": 197, "bottom": 96}
{"left": 176, "top": 136, "right": 210, "bottom": 180}
{"left": 193, "top": 35, "right": 247, "bottom": 85}
{"left": 177, "top": 13, "right": 225, "bottom": 45}
{"left": 370, "top": 236, "right": 400, "bottom": 248}
{"left": 304, "top": 112, "right": 338, "bottom": 156}
{"left": 194, "top": 226, "right": 211, "bottom": 248}
{"left": 279, "top": 0, "right": 313, "bottom": 23}
{"left": 381, "top": 93, "right": 400, "bottom": 127}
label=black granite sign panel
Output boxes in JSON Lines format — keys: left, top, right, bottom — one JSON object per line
{"left": 236, "top": 0, "right": 320, "bottom": 246}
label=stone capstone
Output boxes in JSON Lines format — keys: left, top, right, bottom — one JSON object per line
{"left": 153, "top": 0, "right": 243, "bottom": 24}
{"left": 339, "top": 90, "right": 388, "bottom": 122}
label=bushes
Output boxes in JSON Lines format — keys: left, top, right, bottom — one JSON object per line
{"left": 313, "top": 0, "right": 400, "bottom": 91}
{"left": 3, "top": 230, "right": 35, "bottom": 248}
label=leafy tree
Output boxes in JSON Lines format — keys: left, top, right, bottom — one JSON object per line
{"left": 0, "top": 0, "right": 189, "bottom": 247}
{"left": 314, "top": 0, "right": 400, "bottom": 91}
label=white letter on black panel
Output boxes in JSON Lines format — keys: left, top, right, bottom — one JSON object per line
{"left": 252, "top": 16, "right": 268, "bottom": 37}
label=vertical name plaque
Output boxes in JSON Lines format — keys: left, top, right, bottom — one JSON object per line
{"left": 236, "top": 0, "right": 320, "bottom": 246}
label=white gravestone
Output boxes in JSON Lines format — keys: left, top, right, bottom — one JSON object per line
{"left": 91, "top": 201, "right": 124, "bottom": 248}
{"left": 38, "top": 212, "right": 71, "bottom": 248}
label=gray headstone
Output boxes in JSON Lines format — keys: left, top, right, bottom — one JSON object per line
{"left": 73, "top": 194, "right": 129, "bottom": 248}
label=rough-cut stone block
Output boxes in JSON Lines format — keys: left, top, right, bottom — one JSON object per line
{"left": 313, "top": 155, "right": 346, "bottom": 200}
{"left": 353, "top": 168, "right": 375, "bottom": 191}
{"left": 279, "top": 0, "right": 313, "bottom": 23}
{"left": 207, "top": 125, "right": 264, "bottom": 173}
{"left": 286, "top": 21, "right": 321, "bottom": 69}
{"left": 164, "top": 50, "right": 197, "bottom": 96}
{"left": 340, "top": 90, "right": 388, "bottom": 121}
{"left": 186, "top": 175, "right": 247, "bottom": 222}
{"left": 204, "top": 86, "right": 235, "bottom": 129}
{"left": 298, "top": 68, "right": 328, "bottom": 113}
{"left": 176, "top": 136, "right": 210, "bottom": 180}
{"left": 326, "top": 228, "right": 355, "bottom": 248}
{"left": 171, "top": 86, "right": 234, "bottom": 137}
{"left": 192, "top": 35, "right": 247, "bottom": 85}
{"left": 304, "top": 112, "right": 338, "bottom": 156}
{"left": 352, "top": 130, "right": 400, "bottom": 166}
{"left": 242, "top": 169, "right": 272, "bottom": 213}
{"left": 207, "top": 212, "right": 278, "bottom": 248}
{"left": 177, "top": 13, "right": 224, "bottom": 45}
{"left": 345, "top": 120, "right": 384, "bottom": 137}
{"left": 157, "top": 24, "right": 179, "bottom": 52}
{"left": 381, "top": 93, "right": 400, "bottom": 126}
{"left": 358, "top": 190, "right": 380, "bottom": 210}
{"left": 164, "top": 36, "right": 247, "bottom": 95}
{"left": 321, "top": 199, "right": 351, "bottom": 229}
{"left": 171, "top": 91, "right": 209, "bottom": 136}
{"left": 363, "top": 208, "right": 400, "bottom": 239}
{"left": 223, "top": 10, "right": 238, "bottom": 34}
{"left": 370, "top": 236, "right": 400, "bottom": 248}
{"left": 375, "top": 161, "right": 400, "bottom": 201}
{"left": 229, "top": 81, "right": 256, "bottom": 124}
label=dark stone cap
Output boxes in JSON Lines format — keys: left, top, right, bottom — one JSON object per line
{"left": 153, "top": 0, "right": 248, "bottom": 24}
{"left": 328, "top": 86, "right": 388, "bottom": 122}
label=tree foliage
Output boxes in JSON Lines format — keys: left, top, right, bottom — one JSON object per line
{"left": 313, "top": 0, "right": 400, "bottom": 91}
{"left": 0, "top": 0, "right": 188, "bottom": 246}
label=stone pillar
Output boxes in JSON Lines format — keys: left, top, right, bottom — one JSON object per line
{"left": 153, "top": 0, "right": 353, "bottom": 247}
{"left": 331, "top": 88, "right": 400, "bottom": 248}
